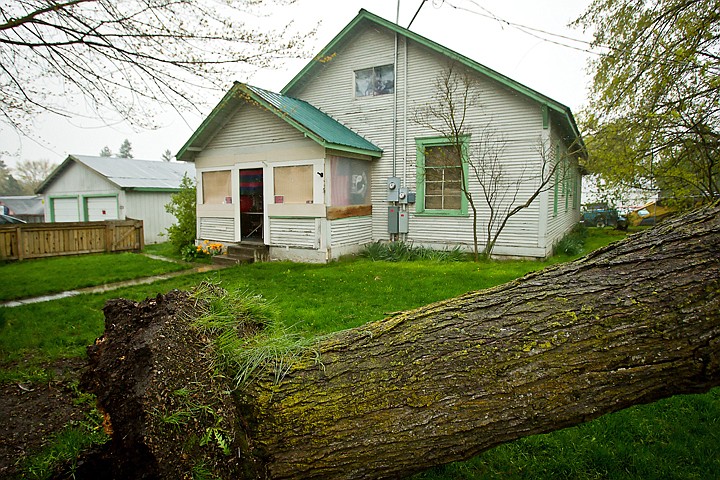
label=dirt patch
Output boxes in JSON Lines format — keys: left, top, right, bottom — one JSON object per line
{"left": 0, "top": 358, "right": 89, "bottom": 478}
{"left": 80, "top": 291, "right": 245, "bottom": 479}
{"left": 1, "top": 290, "right": 249, "bottom": 479}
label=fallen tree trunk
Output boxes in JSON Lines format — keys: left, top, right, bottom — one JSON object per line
{"left": 83, "top": 204, "right": 720, "bottom": 479}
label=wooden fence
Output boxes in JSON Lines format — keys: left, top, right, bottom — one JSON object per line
{"left": 0, "top": 219, "right": 144, "bottom": 261}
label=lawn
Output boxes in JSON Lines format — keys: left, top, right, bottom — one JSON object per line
{"left": 2, "top": 227, "right": 717, "bottom": 479}
{"left": 0, "top": 251, "right": 190, "bottom": 302}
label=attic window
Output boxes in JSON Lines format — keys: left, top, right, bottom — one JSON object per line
{"left": 355, "top": 64, "right": 394, "bottom": 97}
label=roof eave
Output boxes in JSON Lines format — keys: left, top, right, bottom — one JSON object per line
{"left": 176, "top": 84, "right": 243, "bottom": 162}
{"left": 35, "top": 156, "right": 70, "bottom": 194}
{"left": 240, "top": 84, "right": 383, "bottom": 158}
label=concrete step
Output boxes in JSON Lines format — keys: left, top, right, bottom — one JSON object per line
{"left": 212, "top": 243, "right": 269, "bottom": 266}
{"left": 212, "top": 254, "right": 254, "bottom": 266}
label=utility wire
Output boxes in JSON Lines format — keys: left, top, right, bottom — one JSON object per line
{"left": 441, "top": 0, "right": 720, "bottom": 72}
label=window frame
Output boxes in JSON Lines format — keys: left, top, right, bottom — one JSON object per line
{"left": 354, "top": 64, "right": 395, "bottom": 97}
{"left": 415, "top": 136, "right": 469, "bottom": 217}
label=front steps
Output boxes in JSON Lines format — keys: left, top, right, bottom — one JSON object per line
{"left": 212, "top": 242, "right": 269, "bottom": 266}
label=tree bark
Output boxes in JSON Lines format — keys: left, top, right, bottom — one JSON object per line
{"left": 84, "top": 204, "right": 720, "bottom": 479}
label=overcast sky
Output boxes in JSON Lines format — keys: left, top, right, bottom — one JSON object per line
{"left": 0, "top": 0, "right": 595, "bottom": 168}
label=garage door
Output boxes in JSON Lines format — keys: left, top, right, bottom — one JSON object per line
{"left": 52, "top": 197, "right": 80, "bottom": 222}
{"left": 86, "top": 196, "right": 119, "bottom": 221}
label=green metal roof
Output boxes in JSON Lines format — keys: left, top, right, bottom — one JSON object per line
{"left": 177, "top": 83, "right": 382, "bottom": 161}
{"left": 282, "top": 9, "right": 586, "bottom": 156}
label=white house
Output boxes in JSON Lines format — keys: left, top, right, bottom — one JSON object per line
{"left": 177, "top": 9, "right": 584, "bottom": 262}
{"left": 36, "top": 155, "right": 195, "bottom": 244}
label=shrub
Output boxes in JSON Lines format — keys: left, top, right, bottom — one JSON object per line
{"left": 165, "top": 174, "right": 197, "bottom": 254}
{"left": 555, "top": 223, "right": 588, "bottom": 256}
{"left": 361, "top": 241, "right": 466, "bottom": 262}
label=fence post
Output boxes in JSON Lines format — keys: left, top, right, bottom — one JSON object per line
{"left": 16, "top": 226, "right": 23, "bottom": 261}
{"left": 106, "top": 222, "right": 114, "bottom": 253}
{"left": 136, "top": 220, "right": 144, "bottom": 252}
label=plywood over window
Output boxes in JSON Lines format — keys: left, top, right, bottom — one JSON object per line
{"left": 274, "top": 165, "right": 313, "bottom": 204}
{"left": 202, "top": 171, "right": 231, "bottom": 204}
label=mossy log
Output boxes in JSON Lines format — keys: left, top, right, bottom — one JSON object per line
{"left": 84, "top": 204, "right": 720, "bottom": 479}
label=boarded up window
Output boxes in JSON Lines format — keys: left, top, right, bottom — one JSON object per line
{"left": 423, "top": 145, "right": 462, "bottom": 210}
{"left": 330, "top": 157, "right": 371, "bottom": 206}
{"left": 274, "top": 165, "right": 313, "bottom": 204}
{"left": 202, "top": 171, "right": 232, "bottom": 204}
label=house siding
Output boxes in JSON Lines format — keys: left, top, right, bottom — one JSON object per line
{"left": 195, "top": 103, "right": 324, "bottom": 166}
{"left": 542, "top": 128, "right": 582, "bottom": 255}
{"left": 199, "top": 217, "right": 236, "bottom": 243}
{"left": 269, "top": 218, "right": 318, "bottom": 248}
{"left": 288, "top": 28, "right": 549, "bottom": 256}
{"left": 329, "top": 216, "right": 373, "bottom": 247}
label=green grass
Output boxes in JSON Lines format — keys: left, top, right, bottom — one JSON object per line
{"left": 2, "top": 229, "right": 718, "bottom": 479}
{"left": 143, "top": 241, "right": 184, "bottom": 261}
{"left": 0, "top": 252, "right": 190, "bottom": 302}
{"left": 413, "top": 388, "right": 720, "bottom": 479}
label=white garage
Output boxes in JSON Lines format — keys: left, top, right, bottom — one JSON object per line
{"left": 37, "top": 155, "right": 195, "bottom": 244}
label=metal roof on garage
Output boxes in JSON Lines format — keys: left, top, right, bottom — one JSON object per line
{"left": 37, "top": 155, "right": 196, "bottom": 193}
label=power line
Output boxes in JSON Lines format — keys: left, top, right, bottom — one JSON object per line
{"left": 440, "top": 0, "right": 720, "bottom": 73}
{"left": 443, "top": 0, "right": 602, "bottom": 56}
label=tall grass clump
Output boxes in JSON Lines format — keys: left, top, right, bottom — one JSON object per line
{"left": 554, "top": 223, "right": 588, "bottom": 256}
{"left": 362, "top": 241, "right": 466, "bottom": 262}
{"left": 187, "top": 282, "right": 315, "bottom": 387}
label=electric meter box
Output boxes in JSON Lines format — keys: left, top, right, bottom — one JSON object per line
{"left": 387, "top": 177, "right": 400, "bottom": 202}
{"left": 398, "top": 187, "right": 409, "bottom": 204}
{"left": 388, "top": 206, "right": 399, "bottom": 233}
{"left": 398, "top": 210, "right": 409, "bottom": 233}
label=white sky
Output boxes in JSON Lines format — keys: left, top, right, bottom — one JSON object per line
{"left": 0, "top": 0, "right": 595, "bottom": 168}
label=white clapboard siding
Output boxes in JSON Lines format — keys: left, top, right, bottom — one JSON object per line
{"left": 289, "top": 27, "right": 548, "bottom": 251}
{"left": 199, "top": 217, "right": 236, "bottom": 243}
{"left": 329, "top": 216, "right": 373, "bottom": 247}
{"left": 544, "top": 131, "right": 582, "bottom": 251}
{"left": 203, "top": 103, "right": 303, "bottom": 151}
{"left": 269, "top": 218, "right": 317, "bottom": 248}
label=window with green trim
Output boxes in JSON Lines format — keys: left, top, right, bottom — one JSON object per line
{"left": 416, "top": 137, "right": 468, "bottom": 215}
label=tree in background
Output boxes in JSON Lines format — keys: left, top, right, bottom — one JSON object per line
{"left": 577, "top": 0, "right": 720, "bottom": 207}
{"left": 0, "top": 1, "right": 308, "bottom": 137}
{"left": 0, "top": 159, "right": 23, "bottom": 195}
{"left": 164, "top": 174, "right": 197, "bottom": 254}
{"left": 99, "top": 146, "right": 112, "bottom": 157}
{"left": 12, "top": 159, "right": 56, "bottom": 194}
{"left": 161, "top": 149, "right": 173, "bottom": 162}
{"left": 118, "top": 139, "right": 133, "bottom": 159}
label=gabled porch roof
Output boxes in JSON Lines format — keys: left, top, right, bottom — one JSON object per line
{"left": 177, "top": 82, "right": 383, "bottom": 162}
